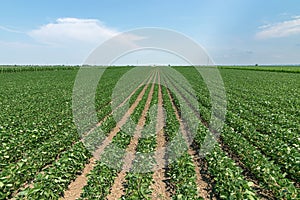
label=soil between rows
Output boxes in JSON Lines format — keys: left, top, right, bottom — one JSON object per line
{"left": 61, "top": 72, "right": 156, "bottom": 199}
{"left": 106, "top": 72, "right": 157, "bottom": 199}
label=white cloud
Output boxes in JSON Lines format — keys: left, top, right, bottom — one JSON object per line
{"left": 28, "top": 18, "right": 119, "bottom": 46}
{"left": 23, "top": 18, "right": 148, "bottom": 64}
{"left": 0, "top": 25, "right": 24, "bottom": 33}
{"left": 256, "top": 17, "right": 300, "bottom": 39}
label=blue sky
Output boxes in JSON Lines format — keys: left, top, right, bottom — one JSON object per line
{"left": 1, "top": 0, "right": 300, "bottom": 65}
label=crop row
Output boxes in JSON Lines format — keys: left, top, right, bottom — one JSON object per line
{"left": 218, "top": 66, "right": 300, "bottom": 73}
{"left": 192, "top": 83, "right": 299, "bottom": 182}
{"left": 161, "top": 84, "right": 201, "bottom": 199}
{"left": 166, "top": 67, "right": 299, "bottom": 199}
{"left": 160, "top": 70, "right": 258, "bottom": 199}
{"left": 0, "top": 65, "right": 79, "bottom": 74}
{"left": 170, "top": 67, "right": 299, "bottom": 178}
{"left": 16, "top": 142, "right": 91, "bottom": 199}
{"left": 221, "top": 125, "right": 299, "bottom": 199}
{"left": 79, "top": 77, "right": 154, "bottom": 199}
{"left": 18, "top": 72, "right": 155, "bottom": 199}
{"left": 83, "top": 70, "right": 155, "bottom": 152}
{"left": 1, "top": 71, "right": 79, "bottom": 165}
{"left": 181, "top": 72, "right": 299, "bottom": 181}
{"left": 121, "top": 83, "right": 159, "bottom": 199}
{"left": 0, "top": 67, "right": 134, "bottom": 199}
{"left": 226, "top": 112, "right": 300, "bottom": 181}
{"left": 1, "top": 68, "right": 131, "bottom": 165}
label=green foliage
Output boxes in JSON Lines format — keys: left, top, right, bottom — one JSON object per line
{"left": 174, "top": 66, "right": 300, "bottom": 199}
{"left": 161, "top": 86, "right": 199, "bottom": 199}
{"left": 122, "top": 84, "right": 159, "bottom": 199}
{"left": 1, "top": 66, "right": 299, "bottom": 199}
{"left": 0, "top": 67, "right": 131, "bottom": 199}
{"left": 80, "top": 79, "right": 155, "bottom": 199}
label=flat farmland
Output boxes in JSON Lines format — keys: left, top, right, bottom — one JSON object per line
{"left": 0, "top": 66, "right": 299, "bottom": 199}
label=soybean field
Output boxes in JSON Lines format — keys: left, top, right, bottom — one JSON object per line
{"left": 0, "top": 65, "right": 299, "bottom": 200}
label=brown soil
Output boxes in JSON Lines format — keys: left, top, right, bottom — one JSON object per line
{"left": 150, "top": 72, "right": 170, "bottom": 200}
{"left": 82, "top": 72, "right": 153, "bottom": 139}
{"left": 166, "top": 84, "right": 212, "bottom": 200}
{"left": 106, "top": 73, "right": 156, "bottom": 199}
{"left": 164, "top": 74, "right": 276, "bottom": 200}
{"left": 60, "top": 72, "right": 156, "bottom": 200}
{"left": 61, "top": 158, "right": 96, "bottom": 200}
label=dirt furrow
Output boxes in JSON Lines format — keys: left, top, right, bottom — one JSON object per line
{"left": 150, "top": 72, "right": 170, "bottom": 200}
{"left": 165, "top": 83, "right": 212, "bottom": 200}
{"left": 92, "top": 72, "right": 155, "bottom": 160}
{"left": 82, "top": 72, "right": 153, "bottom": 139}
{"left": 61, "top": 157, "right": 96, "bottom": 200}
{"left": 106, "top": 72, "right": 157, "bottom": 200}
{"left": 60, "top": 71, "right": 155, "bottom": 200}
{"left": 163, "top": 73, "right": 274, "bottom": 199}
{"left": 12, "top": 72, "right": 155, "bottom": 199}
